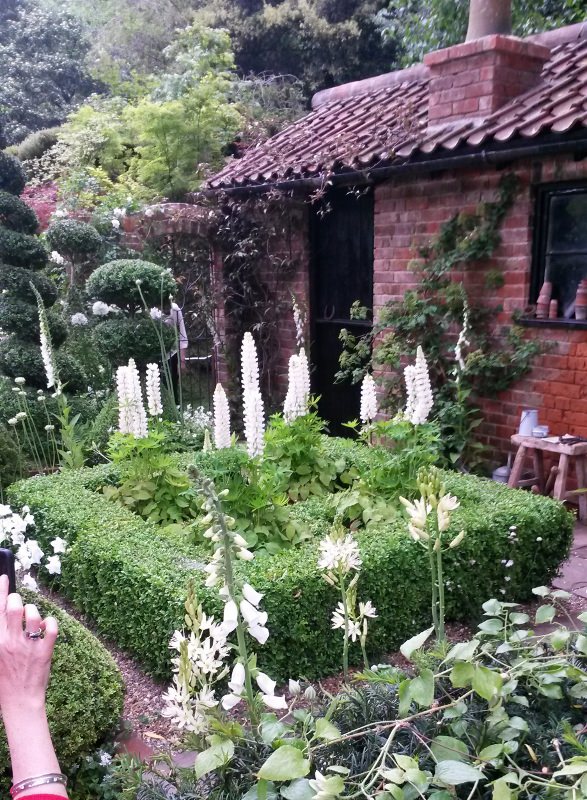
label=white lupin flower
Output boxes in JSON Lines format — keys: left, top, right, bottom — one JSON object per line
{"left": 283, "top": 350, "right": 310, "bottom": 423}
{"left": 404, "top": 347, "right": 433, "bottom": 424}
{"left": 92, "top": 301, "right": 111, "bottom": 317}
{"left": 292, "top": 295, "right": 305, "bottom": 349}
{"left": 360, "top": 374, "right": 378, "bottom": 424}
{"left": 213, "top": 383, "right": 231, "bottom": 449}
{"left": 403, "top": 364, "right": 417, "bottom": 422}
{"left": 116, "top": 360, "right": 148, "bottom": 437}
{"left": 318, "top": 533, "right": 362, "bottom": 574}
{"left": 241, "top": 333, "right": 265, "bottom": 457}
{"left": 145, "top": 363, "right": 163, "bottom": 416}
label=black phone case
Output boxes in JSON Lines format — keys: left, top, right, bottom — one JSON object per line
{"left": 0, "top": 548, "right": 16, "bottom": 594}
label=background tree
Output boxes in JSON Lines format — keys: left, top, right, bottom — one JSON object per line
{"left": 378, "top": 0, "right": 586, "bottom": 65}
{"left": 0, "top": 0, "right": 98, "bottom": 145}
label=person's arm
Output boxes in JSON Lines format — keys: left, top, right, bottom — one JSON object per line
{"left": 0, "top": 575, "right": 67, "bottom": 798}
{"left": 171, "top": 303, "right": 189, "bottom": 370}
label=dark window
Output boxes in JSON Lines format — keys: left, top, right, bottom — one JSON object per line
{"left": 533, "top": 183, "right": 587, "bottom": 319}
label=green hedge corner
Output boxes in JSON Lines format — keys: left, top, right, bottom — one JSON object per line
{"left": 8, "top": 438, "right": 574, "bottom": 682}
{"left": 0, "top": 591, "right": 124, "bottom": 793}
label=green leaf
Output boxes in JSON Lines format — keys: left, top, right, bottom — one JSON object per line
{"left": 578, "top": 612, "right": 587, "bottom": 623}
{"left": 532, "top": 586, "right": 550, "bottom": 597}
{"left": 479, "top": 744, "right": 503, "bottom": 761}
{"left": 482, "top": 599, "right": 503, "bottom": 616}
{"left": 314, "top": 718, "right": 341, "bottom": 742}
{"left": 550, "top": 629, "right": 570, "bottom": 650}
{"left": 410, "top": 669, "right": 434, "bottom": 708}
{"left": 553, "top": 761, "right": 587, "bottom": 777}
{"left": 261, "top": 716, "right": 290, "bottom": 746}
{"left": 478, "top": 618, "right": 503, "bottom": 633}
{"left": 258, "top": 746, "right": 310, "bottom": 782}
{"left": 399, "top": 626, "right": 434, "bottom": 660}
{"left": 280, "top": 779, "right": 315, "bottom": 800}
{"left": 395, "top": 755, "right": 418, "bottom": 771}
{"left": 576, "top": 634, "right": 587, "bottom": 655}
{"left": 243, "top": 782, "right": 278, "bottom": 800}
{"left": 472, "top": 665, "right": 502, "bottom": 702}
{"left": 509, "top": 613, "right": 529, "bottom": 625}
{"left": 428, "top": 793, "right": 452, "bottom": 800}
{"left": 398, "top": 679, "right": 412, "bottom": 718}
{"left": 450, "top": 661, "right": 474, "bottom": 688}
{"left": 443, "top": 639, "right": 479, "bottom": 662}
{"left": 434, "top": 760, "right": 486, "bottom": 786}
{"left": 431, "top": 736, "right": 469, "bottom": 762}
{"left": 492, "top": 777, "right": 512, "bottom": 800}
{"left": 195, "top": 738, "right": 235, "bottom": 779}
{"left": 535, "top": 604, "right": 556, "bottom": 624}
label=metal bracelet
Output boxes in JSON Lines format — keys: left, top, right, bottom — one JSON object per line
{"left": 10, "top": 772, "right": 68, "bottom": 798}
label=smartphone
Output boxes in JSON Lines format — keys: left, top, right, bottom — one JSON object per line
{"left": 0, "top": 548, "right": 16, "bottom": 594}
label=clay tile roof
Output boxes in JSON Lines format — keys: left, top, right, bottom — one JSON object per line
{"left": 208, "top": 24, "right": 587, "bottom": 190}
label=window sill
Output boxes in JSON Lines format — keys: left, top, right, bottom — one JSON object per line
{"left": 519, "top": 317, "right": 587, "bottom": 330}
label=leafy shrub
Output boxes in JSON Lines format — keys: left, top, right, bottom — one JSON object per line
{"left": 8, "top": 442, "right": 574, "bottom": 681}
{"left": 92, "top": 316, "right": 174, "bottom": 367}
{"left": 0, "top": 299, "right": 67, "bottom": 344}
{"left": 15, "top": 128, "right": 60, "bottom": 162}
{"left": 0, "top": 591, "right": 123, "bottom": 796}
{"left": 0, "top": 264, "right": 58, "bottom": 306}
{"left": 86, "top": 259, "right": 176, "bottom": 311}
{"left": 0, "top": 425, "right": 22, "bottom": 488}
{"left": 0, "top": 190, "right": 39, "bottom": 234}
{"left": 0, "top": 226, "right": 47, "bottom": 269}
{"left": 46, "top": 218, "right": 102, "bottom": 262}
{"left": 0, "top": 152, "right": 26, "bottom": 196}
{"left": 0, "top": 338, "right": 86, "bottom": 391}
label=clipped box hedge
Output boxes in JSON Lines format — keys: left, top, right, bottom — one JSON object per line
{"left": 8, "top": 438, "right": 574, "bottom": 682}
{"left": 0, "top": 592, "right": 123, "bottom": 794}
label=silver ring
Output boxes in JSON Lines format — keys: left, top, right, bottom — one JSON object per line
{"left": 25, "top": 629, "right": 43, "bottom": 640}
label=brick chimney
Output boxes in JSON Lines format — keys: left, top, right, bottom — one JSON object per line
{"left": 425, "top": 34, "right": 550, "bottom": 128}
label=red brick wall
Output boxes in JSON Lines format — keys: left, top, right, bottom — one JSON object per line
{"left": 374, "top": 154, "right": 587, "bottom": 462}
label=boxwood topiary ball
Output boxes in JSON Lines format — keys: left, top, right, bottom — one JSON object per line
{"left": 0, "top": 190, "right": 39, "bottom": 234}
{"left": 86, "top": 259, "right": 176, "bottom": 311}
{"left": 0, "top": 227, "right": 47, "bottom": 270}
{"left": 0, "top": 425, "right": 22, "bottom": 488}
{"left": 0, "top": 338, "right": 86, "bottom": 390}
{"left": 0, "top": 299, "right": 66, "bottom": 344}
{"left": 0, "top": 152, "right": 26, "bottom": 196}
{"left": 46, "top": 219, "right": 102, "bottom": 262}
{"left": 0, "top": 264, "right": 58, "bottom": 306}
{"left": 92, "top": 316, "right": 175, "bottom": 367}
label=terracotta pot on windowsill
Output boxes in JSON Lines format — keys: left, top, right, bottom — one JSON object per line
{"left": 576, "top": 279, "right": 587, "bottom": 321}
{"left": 536, "top": 280, "right": 552, "bottom": 319}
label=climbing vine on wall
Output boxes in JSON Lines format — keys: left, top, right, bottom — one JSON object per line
{"left": 337, "top": 173, "right": 541, "bottom": 470}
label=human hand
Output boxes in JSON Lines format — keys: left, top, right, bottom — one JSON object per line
{"left": 179, "top": 349, "right": 188, "bottom": 372}
{"left": 0, "top": 574, "right": 58, "bottom": 717}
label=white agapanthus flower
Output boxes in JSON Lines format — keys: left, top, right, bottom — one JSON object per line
{"left": 145, "top": 363, "right": 163, "bottom": 416}
{"left": 360, "top": 373, "right": 378, "bottom": 424}
{"left": 241, "top": 333, "right": 265, "bottom": 458}
{"left": 150, "top": 307, "right": 163, "bottom": 321}
{"left": 92, "top": 301, "right": 111, "bottom": 317}
{"left": 116, "top": 359, "right": 148, "bottom": 437}
{"left": 404, "top": 346, "right": 433, "bottom": 424}
{"left": 318, "top": 533, "right": 362, "bottom": 574}
{"left": 111, "top": 218, "right": 121, "bottom": 230}
{"left": 213, "top": 383, "right": 231, "bottom": 449}
{"left": 283, "top": 350, "right": 310, "bottom": 423}
{"left": 49, "top": 251, "right": 65, "bottom": 265}
{"left": 70, "top": 312, "right": 88, "bottom": 326}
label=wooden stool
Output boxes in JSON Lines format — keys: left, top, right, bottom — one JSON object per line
{"left": 508, "top": 434, "right": 587, "bottom": 521}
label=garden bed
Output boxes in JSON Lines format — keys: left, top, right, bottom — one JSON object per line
{"left": 9, "top": 438, "right": 575, "bottom": 682}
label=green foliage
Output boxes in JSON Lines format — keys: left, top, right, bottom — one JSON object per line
{"left": 0, "top": 0, "right": 96, "bottom": 145}
{"left": 0, "top": 225, "right": 47, "bottom": 270}
{"left": 8, "top": 438, "right": 574, "bottom": 681}
{"left": 14, "top": 127, "right": 60, "bottom": 161}
{"left": 91, "top": 317, "right": 174, "bottom": 368}
{"left": 0, "top": 264, "right": 57, "bottom": 305}
{"left": 263, "top": 411, "right": 343, "bottom": 502}
{"left": 0, "top": 299, "right": 66, "bottom": 344}
{"left": 192, "top": 446, "right": 310, "bottom": 555}
{"left": 0, "top": 591, "right": 123, "bottom": 795}
{"left": 86, "top": 259, "right": 176, "bottom": 312}
{"left": 0, "top": 190, "right": 38, "bottom": 233}
{"left": 0, "top": 424, "right": 22, "bottom": 488}
{"left": 0, "top": 338, "right": 86, "bottom": 391}
{"left": 379, "top": 0, "right": 586, "bottom": 66}
{"left": 105, "top": 430, "right": 201, "bottom": 526}
{"left": 46, "top": 218, "right": 102, "bottom": 263}
{"left": 0, "top": 152, "right": 26, "bottom": 195}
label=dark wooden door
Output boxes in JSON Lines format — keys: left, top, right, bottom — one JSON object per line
{"left": 310, "top": 188, "right": 374, "bottom": 435}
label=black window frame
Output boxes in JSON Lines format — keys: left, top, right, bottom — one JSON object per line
{"left": 530, "top": 180, "right": 587, "bottom": 326}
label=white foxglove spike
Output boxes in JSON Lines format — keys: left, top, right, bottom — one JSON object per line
{"left": 360, "top": 374, "right": 378, "bottom": 424}
{"left": 213, "top": 383, "right": 231, "bottom": 449}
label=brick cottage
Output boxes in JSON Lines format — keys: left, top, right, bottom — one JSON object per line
{"left": 207, "top": 21, "right": 587, "bottom": 460}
